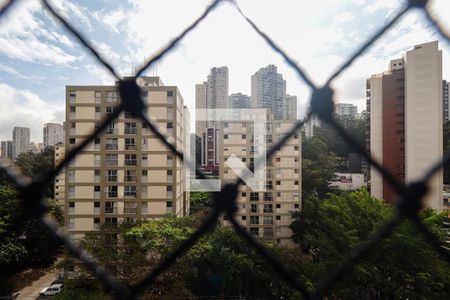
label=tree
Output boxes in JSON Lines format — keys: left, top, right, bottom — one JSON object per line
{"left": 15, "top": 146, "right": 55, "bottom": 197}
{"left": 0, "top": 185, "right": 63, "bottom": 293}
{"left": 302, "top": 136, "right": 337, "bottom": 197}
{"left": 443, "top": 121, "right": 450, "bottom": 183}
{"left": 189, "top": 191, "right": 212, "bottom": 213}
{"left": 290, "top": 190, "right": 450, "bottom": 298}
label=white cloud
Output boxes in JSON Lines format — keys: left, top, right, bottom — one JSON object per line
{"left": 93, "top": 8, "right": 130, "bottom": 34}
{"left": 85, "top": 63, "right": 116, "bottom": 85}
{"left": 0, "top": 83, "right": 64, "bottom": 142}
{"left": 334, "top": 11, "right": 354, "bottom": 24}
{"left": 0, "top": 0, "right": 78, "bottom": 65}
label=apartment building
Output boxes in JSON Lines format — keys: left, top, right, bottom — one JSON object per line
{"left": 12, "top": 126, "right": 30, "bottom": 159}
{"left": 0, "top": 140, "right": 13, "bottom": 160}
{"left": 44, "top": 122, "right": 65, "bottom": 148}
{"left": 219, "top": 119, "right": 301, "bottom": 247}
{"left": 367, "top": 41, "right": 443, "bottom": 210}
{"left": 64, "top": 76, "right": 190, "bottom": 239}
{"left": 251, "top": 65, "right": 286, "bottom": 120}
{"left": 284, "top": 95, "right": 298, "bottom": 120}
{"left": 196, "top": 66, "right": 229, "bottom": 175}
{"left": 335, "top": 103, "right": 358, "bottom": 119}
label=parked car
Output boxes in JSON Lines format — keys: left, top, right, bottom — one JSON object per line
{"left": 39, "top": 284, "right": 63, "bottom": 296}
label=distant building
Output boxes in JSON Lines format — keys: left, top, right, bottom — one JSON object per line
{"left": 43, "top": 122, "right": 64, "bottom": 147}
{"left": 12, "top": 126, "right": 30, "bottom": 159}
{"left": 23, "top": 142, "right": 43, "bottom": 154}
{"left": 230, "top": 93, "right": 250, "bottom": 120}
{"left": 195, "top": 66, "right": 229, "bottom": 175}
{"left": 284, "top": 95, "right": 297, "bottom": 120}
{"left": 251, "top": 65, "right": 286, "bottom": 120}
{"left": 367, "top": 41, "right": 443, "bottom": 210}
{"left": 303, "top": 115, "right": 321, "bottom": 138}
{"left": 0, "top": 140, "right": 13, "bottom": 160}
{"left": 329, "top": 173, "right": 366, "bottom": 191}
{"left": 335, "top": 103, "right": 358, "bottom": 119}
{"left": 443, "top": 80, "right": 449, "bottom": 123}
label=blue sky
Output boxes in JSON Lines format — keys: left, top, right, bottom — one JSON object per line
{"left": 0, "top": 0, "right": 449, "bottom": 142}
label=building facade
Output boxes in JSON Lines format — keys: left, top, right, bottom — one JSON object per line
{"left": 195, "top": 66, "right": 229, "bottom": 175}
{"left": 63, "top": 77, "right": 190, "bottom": 239}
{"left": 12, "top": 126, "right": 30, "bottom": 159}
{"left": 443, "top": 80, "right": 449, "bottom": 123}
{"left": 284, "top": 95, "right": 298, "bottom": 120}
{"left": 219, "top": 119, "right": 301, "bottom": 247}
{"left": 0, "top": 140, "right": 13, "bottom": 160}
{"left": 367, "top": 41, "right": 443, "bottom": 210}
{"left": 44, "top": 122, "right": 65, "bottom": 148}
{"left": 251, "top": 65, "right": 286, "bottom": 120}
{"left": 54, "top": 142, "right": 65, "bottom": 206}
{"left": 335, "top": 103, "right": 358, "bottom": 119}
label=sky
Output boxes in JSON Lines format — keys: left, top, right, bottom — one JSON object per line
{"left": 0, "top": 0, "right": 450, "bottom": 142}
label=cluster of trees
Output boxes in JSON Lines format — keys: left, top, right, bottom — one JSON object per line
{"left": 0, "top": 147, "right": 62, "bottom": 293}
{"left": 64, "top": 190, "right": 449, "bottom": 299}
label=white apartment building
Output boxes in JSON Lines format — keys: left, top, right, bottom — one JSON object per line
{"left": 284, "top": 94, "right": 298, "bottom": 120}
{"left": 219, "top": 119, "right": 301, "bottom": 247}
{"left": 44, "top": 122, "right": 65, "bottom": 148}
{"left": 335, "top": 103, "right": 358, "bottom": 119}
{"left": 251, "top": 65, "right": 286, "bottom": 120}
{"left": 12, "top": 126, "right": 30, "bottom": 159}
{"left": 63, "top": 77, "right": 190, "bottom": 239}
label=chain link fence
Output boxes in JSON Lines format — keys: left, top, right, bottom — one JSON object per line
{"left": 1, "top": 0, "right": 450, "bottom": 299}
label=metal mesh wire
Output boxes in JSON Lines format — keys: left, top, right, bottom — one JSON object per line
{"left": 1, "top": 0, "right": 450, "bottom": 299}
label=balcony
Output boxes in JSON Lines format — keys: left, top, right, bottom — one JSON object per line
{"left": 106, "top": 144, "right": 118, "bottom": 151}
{"left": 94, "top": 191, "right": 100, "bottom": 199}
{"left": 125, "top": 145, "right": 137, "bottom": 151}
{"left": 263, "top": 228, "right": 274, "bottom": 237}
{"left": 105, "top": 207, "right": 118, "bottom": 214}
{"left": 94, "top": 207, "right": 100, "bottom": 214}
{"left": 68, "top": 207, "right": 75, "bottom": 215}
{"left": 68, "top": 191, "right": 75, "bottom": 198}
{"left": 124, "top": 193, "right": 137, "bottom": 199}
{"left": 125, "top": 159, "right": 137, "bottom": 166}
{"left": 125, "top": 128, "right": 137, "bottom": 134}
{"left": 107, "top": 192, "right": 118, "bottom": 198}
{"left": 124, "top": 175, "right": 137, "bottom": 182}
{"left": 106, "top": 128, "right": 118, "bottom": 135}
{"left": 106, "top": 160, "right": 118, "bottom": 167}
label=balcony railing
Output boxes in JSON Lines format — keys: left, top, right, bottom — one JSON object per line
{"left": 124, "top": 207, "right": 137, "bottom": 214}
{"left": 125, "top": 159, "right": 137, "bottom": 166}
{"left": 107, "top": 192, "right": 118, "bottom": 198}
{"left": 106, "top": 144, "right": 118, "bottom": 151}
{"left": 124, "top": 175, "right": 137, "bottom": 182}
{"left": 125, "top": 128, "right": 137, "bottom": 134}
{"left": 105, "top": 207, "right": 118, "bottom": 214}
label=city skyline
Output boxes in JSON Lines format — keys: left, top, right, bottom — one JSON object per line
{"left": 1, "top": 0, "right": 450, "bottom": 142}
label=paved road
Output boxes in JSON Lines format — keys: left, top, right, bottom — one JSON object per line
{"left": 16, "top": 270, "right": 57, "bottom": 300}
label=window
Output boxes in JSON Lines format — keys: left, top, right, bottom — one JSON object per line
{"left": 125, "top": 154, "right": 137, "bottom": 166}
{"left": 107, "top": 186, "right": 118, "bottom": 198}
{"left": 294, "top": 204, "right": 299, "bottom": 209}
{"left": 241, "top": 216, "right": 247, "bottom": 220}
{"left": 264, "top": 192, "right": 273, "bottom": 201}
{"left": 249, "top": 215, "right": 259, "bottom": 225}
{"left": 69, "top": 202, "right": 74, "bottom": 208}
{"left": 223, "top": 122, "right": 228, "bottom": 128}
{"left": 69, "top": 138, "right": 75, "bottom": 144}
{"left": 276, "top": 181, "right": 281, "bottom": 185}
{"left": 276, "top": 204, "right": 281, "bottom": 208}
{"left": 107, "top": 170, "right": 117, "bottom": 182}
{"left": 95, "top": 106, "right": 101, "bottom": 113}
{"left": 166, "top": 201, "right": 173, "bottom": 207}
{"left": 250, "top": 192, "right": 259, "bottom": 201}
{"left": 105, "top": 138, "right": 118, "bottom": 150}
{"left": 251, "top": 204, "right": 257, "bottom": 213}
{"left": 294, "top": 169, "right": 299, "bottom": 174}
{"left": 125, "top": 138, "right": 136, "bottom": 150}
{"left": 250, "top": 227, "right": 259, "bottom": 236}
{"left": 106, "top": 91, "right": 118, "bottom": 103}
{"left": 241, "top": 192, "right": 246, "bottom": 197}
{"left": 294, "top": 180, "right": 299, "bottom": 185}
{"left": 94, "top": 186, "right": 100, "bottom": 192}
{"left": 125, "top": 122, "right": 137, "bottom": 134}
{"left": 167, "top": 122, "right": 173, "bottom": 129}
{"left": 242, "top": 123, "right": 246, "bottom": 127}
{"left": 142, "top": 170, "right": 148, "bottom": 176}
{"left": 166, "top": 185, "right": 173, "bottom": 192}
{"left": 167, "top": 91, "right": 174, "bottom": 97}
{"left": 275, "top": 157, "right": 281, "bottom": 162}
{"left": 241, "top": 134, "right": 246, "bottom": 139}
{"left": 276, "top": 215, "right": 281, "bottom": 220}
{"left": 242, "top": 157, "right": 246, "bottom": 162}
{"left": 105, "top": 154, "right": 118, "bottom": 166}
{"left": 70, "top": 106, "right": 76, "bottom": 112}
{"left": 224, "top": 134, "right": 228, "bottom": 139}
{"left": 124, "top": 186, "right": 137, "bottom": 197}
{"left": 70, "top": 122, "right": 76, "bottom": 128}
{"left": 264, "top": 204, "right": 273, "bottom": 213}
{"left": 125, "top": 170, "right": 137, "bottom": 182}
{"left": 106, "top": 106, "right": 117, "bottom": 114}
